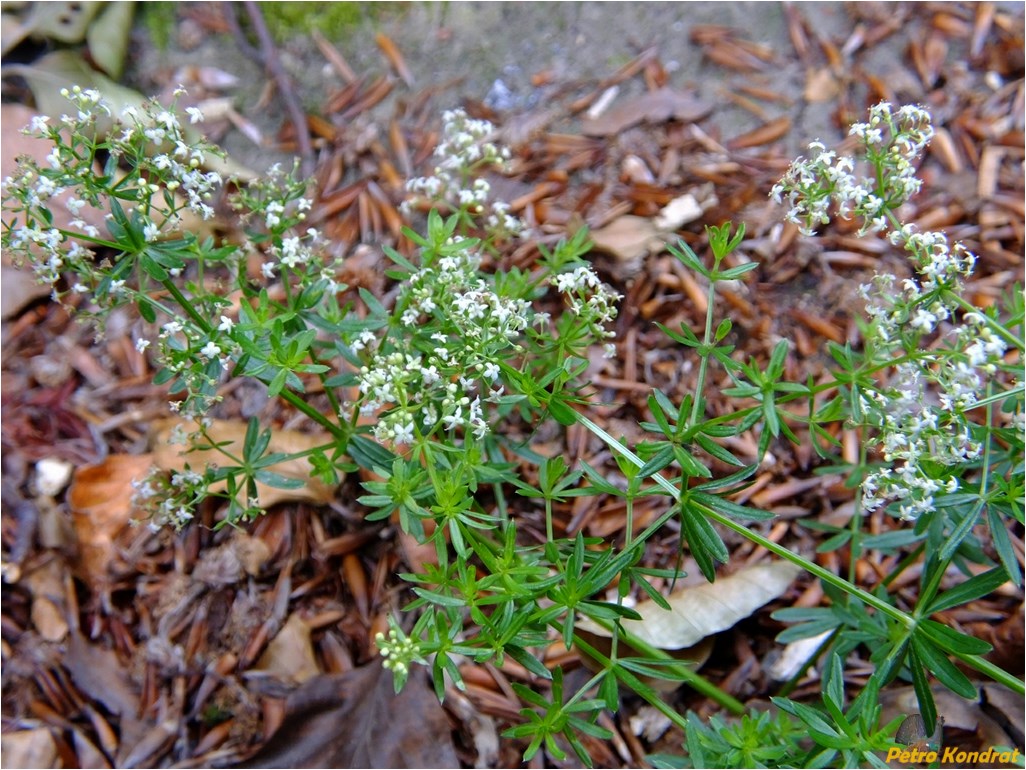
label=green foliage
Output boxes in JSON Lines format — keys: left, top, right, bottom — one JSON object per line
{"left": 3, "top": 91, "right": 1023, "bottom": 768}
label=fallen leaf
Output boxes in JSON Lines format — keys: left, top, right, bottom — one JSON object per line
{"left": 149, "top": 418, "right": 340, "bottom": 509}
{"left": 253, "top": 613, "right": 320, "bottom": 685}
{"left": 86, "top": 1, "right": 134, "bottom": 79}
{"left": 24, "top": 559, "right": 69, "bottom": 642}
{"left": 588, "top": 215, "right": 665, "bottom": 264}
{"left": 804, "top": 66, "right": 841, "bottom": 102}
{"left": 67, "top": 454, "right": 155, "bottom": 584}
{"left": 234, "top": 532, "right": 272, "bottom": 576}
{"left": 0, "top": 728, "right": 59, "bottom": 769}
{"left": 580, "top": 87, "right": 712, "bottom": 136}
{"left": 654, "top": 193, "right": 708, "bottom": 231}
{"left": 578, "top": 561, "right": 803, "bottom": 649}
{"left": 245, "top": 662, "right": 459, "bottom": 769}
{"left": 66, "top": 633, "right": 141, "bottom": 719}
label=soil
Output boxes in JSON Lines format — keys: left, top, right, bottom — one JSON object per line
{"left": 131, "top": 2, "right": 878, "bottom": 171}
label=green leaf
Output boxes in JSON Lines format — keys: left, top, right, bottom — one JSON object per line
{"left": 547, "top": 397, "right": 578, "bottom": 426}
{"left": 918, "top": 619, "right": 991, "bottom": 656}
{"left": 927, "top": 568, "right": 1010, "bottom": 613}
{"left": 680, "top": 503, "right": 726, "bottom": 581}
{"left": 254, "top": 470, "right": 305, "bottom": 489}
{"left": 988, "top": 506, "right": 1022, "bottom": 586}
{"left": 911, "top": 636, "right": 978, "bottom": 700}
{"left": 137, "top": 298, "right": 156, "bottom": 323}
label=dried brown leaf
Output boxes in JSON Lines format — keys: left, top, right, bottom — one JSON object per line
{"left": 588, "top": 215, "right": 664, "bottom": 263}
{"left": 246, "top": 663, "right": 458, "bottom": 769}
{"left": 0, "top": 728, "right": 59, "bottom": 769}
{"left": 580, "top": 87, "right": 712, "bottom": 136}
{"left": 24, "top": 559, "right": 70, "bottom": 642}
{"left": 67, "top": 454, "right": 154, "bottom": 583}
{"left": 253, "top": 613, "right": 320, "bottom": 685}
{"left": 375, "top": 32, "right": 413, "bottom": 86}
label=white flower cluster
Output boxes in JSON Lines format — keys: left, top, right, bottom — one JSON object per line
{"left": 552, "top": 265, "right": 622, "bottom": 339}
{"left": 375, "top": 627, "right": 422, "bottom": 678}
{"left": 153, "top": 316, "right": 238, "bottom": 416}
{"left": 771, "top": 102, "right": 933, "bottom": 236}
{"left": 131, "top": 465, "right": 205, "bottom": 530}
{"left": 404, "top": 108, "right": 524, "bottom": 239}
{"left": 114, "top": 98, "right": 223, "bottom": 222}
{"left": 858, "top": 363, "right": 981, "bottom": 520}
{"left": 353, "top": 239, "right": 531, "bottom": 445}
{"left": 2, "top": 86, "right": 223, "bottom": 301}
{"left": 769, "top": 103, "right": 1021, "bottom": 523}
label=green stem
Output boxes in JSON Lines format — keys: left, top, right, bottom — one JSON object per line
{"left": 159, "top": 278, "right": 349, "bottom": 442}
{"left": 947, "top": 291, "right": 1024, "bottom": 351}
{"left": 688, "top": 274, "right": 720, "bottom": 429}
{"left": 574, "top": 632, "right": 746, "bottom": 718}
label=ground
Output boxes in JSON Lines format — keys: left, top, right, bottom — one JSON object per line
{"left": 1, "top": 2, "right": 1024, "bottom": 769}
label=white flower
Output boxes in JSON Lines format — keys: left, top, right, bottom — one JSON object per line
{"left": 185, "top": 106, "right": 204, "bottom": 124}
{"left": 200, "top": 341, "right": 221, "bottom": 359}
{"left": 217, "top": 315, "right": 234, "bottom": 332}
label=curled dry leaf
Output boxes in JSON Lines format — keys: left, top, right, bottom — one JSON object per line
{"left": 149, "top": 418, "right": 340, "bottom": 509}
{"left": 578, "top": 561, "right": 803, "bottom": 650}
{"left": 588, "top": 215, "right": 665, "bottom": 264}
{"left": 67, "top": 453, "right": 155, "bottom": 584}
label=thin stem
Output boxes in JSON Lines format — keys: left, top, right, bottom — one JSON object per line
{"left": 688, "top": 276, "right": 720, "bottom": 429}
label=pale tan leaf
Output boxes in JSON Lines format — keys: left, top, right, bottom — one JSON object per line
{"left": 86, "top": 1, "right": 135, "bottom": 79}
{"left": 579, "top": 561, "right": 802, "bottom": 650}
{"left": 0, "top": 728, "right": 59, "bottom": 769}
{"left": 24, "top": 559, "right": 69, "bottom": 642}
{"left": 581, "top": 87, "right": 712, "bottom": 136}
{"left": 588, "top": 215, "right": 664, "bottom": 263}
{"left": 254, "top": 613, "right": 320, "bottom": 685}
{"left": 23, "top": 1, "right": 104, "bottom": 43}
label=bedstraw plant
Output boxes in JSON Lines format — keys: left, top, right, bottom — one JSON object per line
{"left": 3, "top": 88, "right": 1023, "bottom": 768}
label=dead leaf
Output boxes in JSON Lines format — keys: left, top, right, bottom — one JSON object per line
{"left": 728, "top": 116, "right": 792, "bottom": 149}
{"left": 245, "top": 663, "right": 459, "bottom": 769}
{"left": 253, "top": 613, "right": 320, "bottom": 685}
{"left": 588, "top": 215, "right": 665, "bottom": 264}
{"left": 234, "top": 532, "right": 272, "bottom": 576}
{"left": 804, "top": 67, "right": 841, "bottom": 102}
{"left": 86, "top": 1, "right": 134, "bottom": 79}
{"left": 580, "top": 87, "right": 712, "bottom": 136}
{"left": 654, "top": 193, "right": 709, "bottom": 231}
{"left": 67, "top": 454, "right": 155, "bottom": 583}
{"left": 24, "top": 559, "right": 69, "bottom": 642}
{"left": 65, "top": 633, "right": 140, "bottom": 719}
{"left": 579, "top": 561, "right": 802, "bottom": 649}
{"left": 149, "top": 419, "right": 340, "bottom": 510}
{"left": 0, "top": 728, "right": 59, "bottom": 769}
